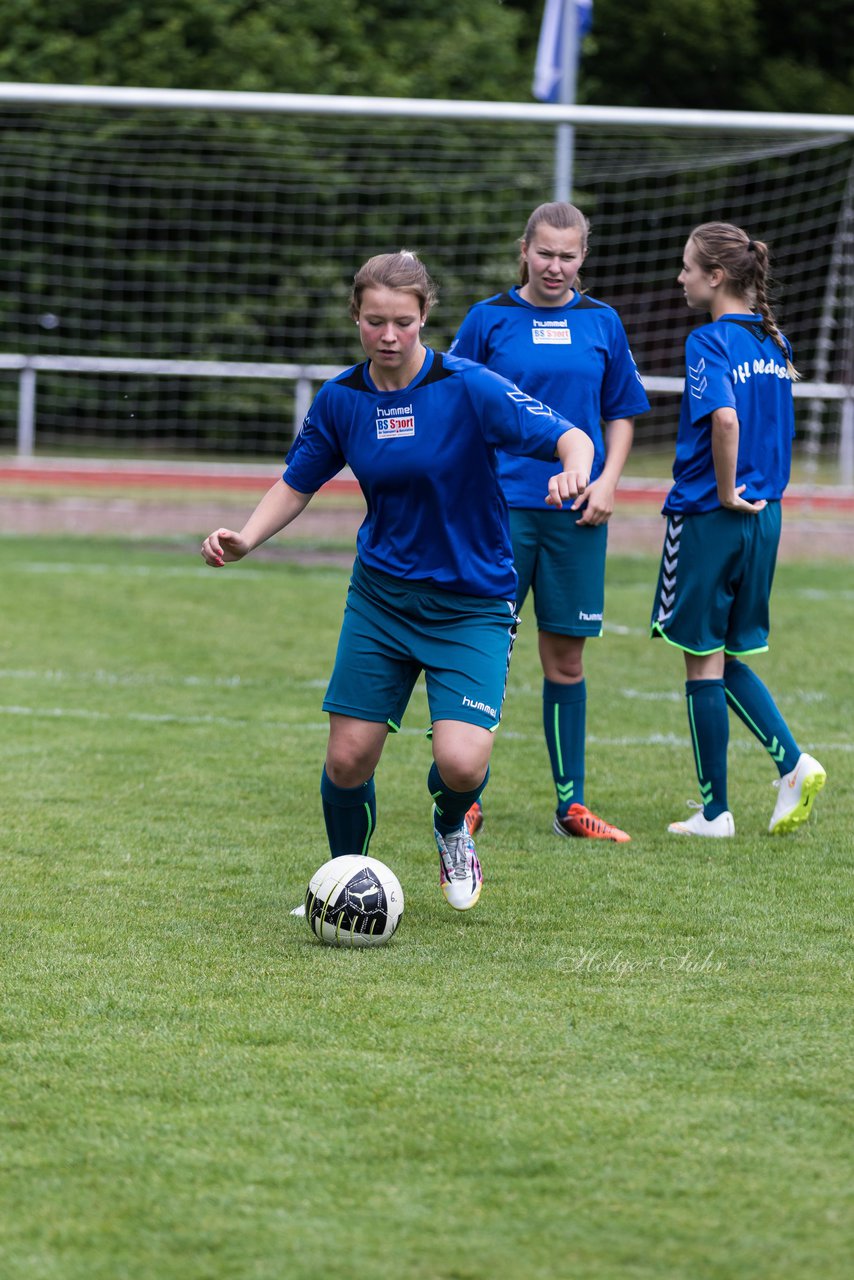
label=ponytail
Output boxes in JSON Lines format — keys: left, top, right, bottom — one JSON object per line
{"left": 689, "top": 222, "right": 799, "bottom": 380}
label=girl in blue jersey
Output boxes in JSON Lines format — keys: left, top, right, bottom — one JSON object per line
{"left": 451, "top": 202, "right": 649, "bottom": 844}
{"left": 201, "top": 251, "right": 593, "bottom": 911}
{"left": 652, "top": 222, "right": 826, "bottom": 837}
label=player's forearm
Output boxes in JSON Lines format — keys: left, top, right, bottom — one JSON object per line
{"left": 555, "top": 427, "right": 594, "bottom": 476}
{"left": 238, "top": 478, "right": 314, "bottom": 551}
{"left": 599, "top": 417, "right": 634, "bottom": 483}
{"left": 711, "top": 408, "right": 740, "bottom": 502}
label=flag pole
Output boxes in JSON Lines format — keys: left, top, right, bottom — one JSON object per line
{"left": 554, "top": 0, "right": 578, "bottom": 201}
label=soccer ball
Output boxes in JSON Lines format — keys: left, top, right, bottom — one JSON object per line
{"left": 305, "top": 855, "right": 404, "bottom": 948}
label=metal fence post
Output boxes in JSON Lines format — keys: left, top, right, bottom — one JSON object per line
{"left": 294, "top": 375, "right": 312, "bottom": 438}
{"left": 17, "top": 363, "right": 36, "bottom": 458}
{"left": 840, "top": 392, "right": 854, "bottom": 486}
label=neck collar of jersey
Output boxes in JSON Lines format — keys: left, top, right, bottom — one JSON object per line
{"left": 364, "top": 345, "right": 434, "bottom": 395}
{"left": 510, "top": 284, "right": 580, "bottom": 313}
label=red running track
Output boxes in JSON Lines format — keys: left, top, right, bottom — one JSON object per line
{"left": 1, "top": 461, "right": 853, "bottom": 512}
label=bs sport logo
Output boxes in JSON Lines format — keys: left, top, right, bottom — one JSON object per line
{"left": 376, "top": 403, "right": 415, "bottom": 439}
{"left": 531, "top": 318, "right": 571, "bottom": 345}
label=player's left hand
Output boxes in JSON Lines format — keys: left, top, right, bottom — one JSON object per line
{"left": 572, "top": 475, "right": 616, "bottom": 526}
{"left": 718, "top": 484, "right": 767, "bottom": 514}
{"left": 546, "top": 469, "right": 589, "bottom": 509}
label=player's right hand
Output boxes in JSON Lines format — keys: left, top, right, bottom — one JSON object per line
{"left": 201, "top": 528, "right": 249, "bottom": 567}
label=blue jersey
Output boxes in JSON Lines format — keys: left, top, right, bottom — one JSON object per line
{"left": 450, "top": 286, "right": 649, "bottom": 509}
{"left": 283, "top": 348, "right": 580, "bottom": 598}
{"left": 664, "top": 315, "right": 795, "bottom": 514}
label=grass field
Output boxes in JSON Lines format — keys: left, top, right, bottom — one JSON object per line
{"left": 1, "top": 535, "right": 851, "bottom": 1279}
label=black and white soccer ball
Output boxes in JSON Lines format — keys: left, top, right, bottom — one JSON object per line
{"left": 305, "top": 855, "right": 404, "bottom": 948}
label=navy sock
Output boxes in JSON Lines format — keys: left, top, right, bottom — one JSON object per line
{"left": 685, "top": 679, "right": 729, "bottom": 820}
{"left": 428, "top": 762, "right": 488, "bottom": 835}
{"left": 544, "top": 677, "right": 586, "bottom": 815}
{"left": 320, "top": 766, "right": 376, "bottom": 857}
{"left": 724, "top": 659, "right": 800, "bottom": 776}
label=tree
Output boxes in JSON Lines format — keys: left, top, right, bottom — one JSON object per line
{"left": 0, "top": 0, "right": 530, "bottom": 101}
{"left": 0, "top": 0, "right": 851, "bottom": 113}
{"left": 580, "top": 0, "right": 854, "bottom": 114}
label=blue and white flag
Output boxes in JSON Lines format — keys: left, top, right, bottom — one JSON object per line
{"left": 532, "top": 0, "right": 593, "bottom": 103}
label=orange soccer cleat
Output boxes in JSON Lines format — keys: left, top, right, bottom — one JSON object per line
{"left": 464, "top": 800, "right": 484, "bottom": 837}
{"left": 553, "top": 803, "right": 631, "bottom": 843}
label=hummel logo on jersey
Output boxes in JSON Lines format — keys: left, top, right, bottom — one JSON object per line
{"left": 376, "top": 403, "right": 415, "bottom": 438}
{"left": 688, "top": 357, "right": 707, "bottom": 398}
{"left": 506, "top": 389, "right": 553, "bottom": 417}
{"left": 531, "top": 318, "right": 571, "bottom": 345}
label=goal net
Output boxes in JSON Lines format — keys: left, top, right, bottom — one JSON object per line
{"left": 0, "top": 97, "right": 851, "bottom": 465}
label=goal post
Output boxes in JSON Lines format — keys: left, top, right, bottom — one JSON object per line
{"left": 0, "top": 84, "right": 852, "bottom": 479}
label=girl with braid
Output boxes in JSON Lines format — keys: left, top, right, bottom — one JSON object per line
{"left": 651, "top": 222, "right": 826, "bottom": 836}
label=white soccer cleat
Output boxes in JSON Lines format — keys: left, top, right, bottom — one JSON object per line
{"left": 769, "top": 753, "right": 827, "bottom": 835}
{"left": 435, "top": 818, "right": 483, "bottom": 910}
{"left": 668, "top": 803, "right": 735, "bottom": 837}
{"left": 289, "top": 903, "right": 306, "bottom": 917}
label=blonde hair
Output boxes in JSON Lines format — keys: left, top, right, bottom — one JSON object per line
{"left": 350, "top": 250, "right": 438, "bottom": 320}
{"left": 519, "top": 202, "right": 590, "bottom": 286}
{"left": 688, "top": 222, "right": 799, "bottom": 381}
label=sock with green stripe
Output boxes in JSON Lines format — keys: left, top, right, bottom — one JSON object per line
{"left": 544, "top": 677, "right": 586, "bottom": 816}
{"left": 685, "top": 678, "right": 729, "bottom": 820}
{"left": 428, "top": 762, "right": 488, "bottom": 836}
{"left": 320, "top": 766, "right": 376, "bottom": 857}
{"left": 724, "top": 659, "right": 800, "bottom": 777}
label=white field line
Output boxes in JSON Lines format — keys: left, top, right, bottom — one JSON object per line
{"left": 17, "top": 561, "right": 274, "bottom": 579}
{"left": 11, "top": 562, "right": 854, "bottom": 602}
{"left": 0, "top": 703, "right": 849, "bottom": 752}
{"left": 0, "top": 667, "right": 251, "bottom": 687}
{"left": 0, "top": 671, "right": 831, "bottom": 707}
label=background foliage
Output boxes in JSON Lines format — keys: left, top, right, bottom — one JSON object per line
{"left": 0, "top": 3, "right": 851, "bottom": 459}
{"left": 0, "top": 0, "right": 852, "bottom": 112}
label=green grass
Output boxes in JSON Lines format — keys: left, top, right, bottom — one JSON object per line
{"left": 0, "top": 537, "right": 851, "bottom": 1279}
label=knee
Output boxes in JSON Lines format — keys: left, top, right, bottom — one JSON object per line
{"left": 540, "top": 634, "right": 585, "bottom": 683}
{"left": 325, "top": 748, "right": 374, "bottom": 789}
{"left": 433, "top": 752, "right": 489, "bottom": 794}
{"left": 442, "top": 763, "right": 486, "bottom": 793}
{"left": 550, "top": 656, "right": 584, "bottom": 683}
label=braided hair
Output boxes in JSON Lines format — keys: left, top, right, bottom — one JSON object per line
{"left": 688, "top": 222, "right": 799, "bottom": 380}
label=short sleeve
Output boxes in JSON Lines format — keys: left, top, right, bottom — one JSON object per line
{"left": 600, "top": 315, "right": 650, "bottom": 421}
{"left": 449, "top": 307, "right": 488, "bottom": 363}
{"left": 464, "top": 362, "right": 575, "bottom": 459}
{"left": 283, "top": 384, "right": 346, "bottom": 492}
{"left": 684, "top": 329, "right": 736, "bottom": 425}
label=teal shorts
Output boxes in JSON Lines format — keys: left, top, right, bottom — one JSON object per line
{"left": 650, "top": 503, "right": 782, "bottom": 655}
{"left": 509, "top": 508, "right": 607, "bottom": 636}
{"left": 323, "top": 559, "right": 519, "bottom": 731}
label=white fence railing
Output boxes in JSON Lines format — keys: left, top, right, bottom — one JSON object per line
{"left": 2, "top": 84, "right": 853, "bottom": 480}
{"left": 3, "top": 354, "right": 851, "bottom": 484}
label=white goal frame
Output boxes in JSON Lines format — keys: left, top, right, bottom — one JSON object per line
{"left": 1, "top": 82, "right": 853, "bottom": 482}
